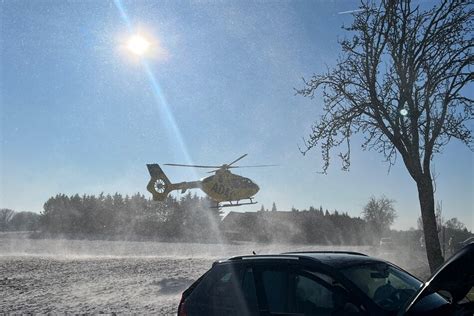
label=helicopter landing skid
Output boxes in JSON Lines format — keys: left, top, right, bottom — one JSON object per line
{"left": 211, "top": 199, "right": 258, "bottom": 209}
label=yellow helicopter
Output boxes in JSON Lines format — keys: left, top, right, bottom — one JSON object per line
{"left": 146, "top": 154, "right": 273, "bottom": 208}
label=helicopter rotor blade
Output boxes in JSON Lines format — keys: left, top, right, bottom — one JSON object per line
{"left": 228, "top": 154, "right": 248, "bottom": 167}
{"left": 165, "top": 155, "right": 275, "bottom": 171}
{"left": 229, "top": 165, "right": 278, "bottom": 168}
{"left": 207, "top": 164, "right": 277, "bottom": 173}
{"left": 163, "top": 163, "right": 221, "bottom": 169}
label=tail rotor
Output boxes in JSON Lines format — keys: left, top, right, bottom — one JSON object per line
{"left": 146, "top": 164, "right": 172, "bottom": 201}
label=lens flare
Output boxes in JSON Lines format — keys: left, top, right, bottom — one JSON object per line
{"left": 113, "top": 0, "right": 195, "bottom": 171}
{"left": 127, "top": 35, "right": 150, "bottom": 56}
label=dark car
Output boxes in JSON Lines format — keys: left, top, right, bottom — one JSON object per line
{"left": 459, "top": 237, "right": 474, "bottom": 249}
{"left": 178, "top": 244, "right": 473, "bottom": 316}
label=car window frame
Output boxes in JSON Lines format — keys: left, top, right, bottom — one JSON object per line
{"left": 250, "top": 260, "right": 302, "bottom": 316}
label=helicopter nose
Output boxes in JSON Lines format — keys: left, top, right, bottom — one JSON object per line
{"left": 252, "top": 183, "right": 260, "bottom": 195}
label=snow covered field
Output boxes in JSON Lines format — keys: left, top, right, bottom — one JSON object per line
{"left": 0, "top": 233, "right": 429, "bottom": 314}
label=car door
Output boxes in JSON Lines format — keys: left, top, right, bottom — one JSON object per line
{"left": 400, "top": 243, "right": 474, "bottom": 316}
{"left": 253, "top": 261, "right": 367, "bottom": 316}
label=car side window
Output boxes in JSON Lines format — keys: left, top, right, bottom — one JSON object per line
{"left": 188, "top": 264, "right": 259, "bottom": 316}
{"left": 294, "top": 270, "right": 366, "bottom": 316}
{"left": 207, "top": 266, "right": 247, "bottom": 306}
{"left": 294, "top": 273, "right": 335, "bottom": 310}
{"left": 208, "top": 269, "right": 234, "bottom": 298}
{"left": 258, "top": 266, "right": 365, "bottom": 315}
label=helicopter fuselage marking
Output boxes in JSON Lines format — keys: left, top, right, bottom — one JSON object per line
{"left": 210, "top": 183, "right": 234, "bottom": 199}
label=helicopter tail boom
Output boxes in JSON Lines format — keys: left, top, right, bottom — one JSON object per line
{"left": 146, "top": 164, "right": 202, "bottom": 201}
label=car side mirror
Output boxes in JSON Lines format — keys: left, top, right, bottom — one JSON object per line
{"left": 437, "top": 290, "right": 453, "bottom": 303}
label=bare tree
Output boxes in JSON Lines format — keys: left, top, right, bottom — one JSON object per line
{"left": 445, "top": 217, "right": 466, "bottom": 231}
{"left": 362, "top": 196, "right": 397, "bottom": 239}
{"left": 296, "top": 0, "right": 473, "bottom": 272}
{"left": 417, "top": 200, "right": 444, "bottom": 232}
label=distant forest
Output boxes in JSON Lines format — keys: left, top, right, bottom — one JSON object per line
{"left": 40, "top": 193, "right": 222, "bottom": 241}
{"left": 1, "top": 193, "right": 471, "bottom": 250}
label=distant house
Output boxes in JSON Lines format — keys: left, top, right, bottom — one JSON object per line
{"left": 221, "top": 209, "right": 370, "bottom": 245}
{"left": 221, "top": 211, "right": 302, "bottom": 242}
{"left": 221, "top": 211, "right": 258, "bottom": 241}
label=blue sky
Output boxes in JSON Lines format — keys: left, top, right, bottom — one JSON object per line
{"left": 1, "top": 0, "right": 472, "bottom": 230}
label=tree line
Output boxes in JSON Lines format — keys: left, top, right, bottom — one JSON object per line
{"left": 2, "top": 192, "right": 222, "bottom": 242}
{"left": 0, "top": 208, "right": 40, "bottom": 232}
{"left": 1, "top": 194, "right": 470, "bottom": 250}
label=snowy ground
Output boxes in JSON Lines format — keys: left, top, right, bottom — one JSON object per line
{"left": 0, "top": 233, "right": 429, "bottom": 314}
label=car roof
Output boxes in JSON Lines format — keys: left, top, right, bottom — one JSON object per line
{"left": 220, "top": 251, "right": 386, "bottom": 269}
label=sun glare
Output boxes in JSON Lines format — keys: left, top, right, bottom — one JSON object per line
{"left": 400, "top": 108, "right": 409, "bottom": 116}
{"left": 127, "top": 35, "right": 151, "bottom": 56}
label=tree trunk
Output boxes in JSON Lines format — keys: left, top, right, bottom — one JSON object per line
{"left": 416, "top": 174, "right": 444, "bottom": 273}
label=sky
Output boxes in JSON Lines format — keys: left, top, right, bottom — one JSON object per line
{"left": 1, "top": 0, "right": 472, "bottom": 231}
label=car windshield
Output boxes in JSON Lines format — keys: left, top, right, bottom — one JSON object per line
{"left": 341, "top": 263, "right": 422, "bottom": 311}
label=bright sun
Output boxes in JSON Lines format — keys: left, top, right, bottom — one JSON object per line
{"left": 127, "top": 35, "right": 151, "bottom": 56}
